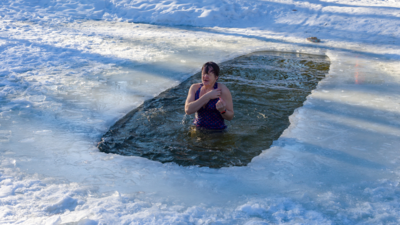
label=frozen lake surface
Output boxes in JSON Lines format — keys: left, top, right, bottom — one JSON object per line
{"left": 1, "top": 0, "right": 400, "bottom": 224}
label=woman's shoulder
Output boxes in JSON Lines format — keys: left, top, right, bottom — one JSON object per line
{"left": 217, "top": 82, "right": 229, "bottom": 90}
{"left": 189, "top": 83, "right": 202, "bottom": 91}
{"left": 191, "top": 83, "right": 202, "bottom": 88}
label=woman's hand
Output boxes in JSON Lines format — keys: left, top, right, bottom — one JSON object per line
{"left": 205, "top": 88, "right": 221, "bottom": 100}
{"left": 216, "top": 97, "right": 226, "bottom": 112}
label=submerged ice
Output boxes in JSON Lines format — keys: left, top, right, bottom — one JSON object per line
{"left": 98, "top": 51, "right": 330, "bottom": 168}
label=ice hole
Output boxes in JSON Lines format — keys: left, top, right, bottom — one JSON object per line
{"left": 98, "top": 51, "right": 330, "bottom": 168}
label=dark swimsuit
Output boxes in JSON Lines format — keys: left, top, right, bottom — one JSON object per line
{"left": 193, "top": 82, "right": 227, "bottom": 130}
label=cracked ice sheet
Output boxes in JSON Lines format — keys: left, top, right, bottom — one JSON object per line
{"left": 1, "top": 20, "right": 400, "bottom": 224}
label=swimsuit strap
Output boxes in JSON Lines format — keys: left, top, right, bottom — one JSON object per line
{"left": 195, "top": 84, "right": 203, "bottom": 100}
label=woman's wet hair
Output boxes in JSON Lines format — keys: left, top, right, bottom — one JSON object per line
{"left": 202, "top": 62, "right": 220, "bottom": 77}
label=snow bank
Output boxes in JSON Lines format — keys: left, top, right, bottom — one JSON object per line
{"left": 2, "top": 0, "right": 400, "bottom": 43}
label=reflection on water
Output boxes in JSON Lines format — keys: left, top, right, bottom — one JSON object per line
{"left": 98, "top": 51, "right": 330, "bottom": 168}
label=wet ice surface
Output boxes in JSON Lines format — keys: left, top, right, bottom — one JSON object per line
{"left": 0, "top": 16, "right": 400, "bottom": 224}
{"left": 99, "top": 52, "right": 330, "bottom": 168}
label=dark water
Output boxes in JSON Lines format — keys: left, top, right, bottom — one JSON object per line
{"left": 98, "top": 51, "right": 330, "bottom": 168}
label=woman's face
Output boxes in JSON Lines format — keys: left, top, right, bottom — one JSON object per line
{"left": 202, "top": 66, "right": 218, "bottom": 86}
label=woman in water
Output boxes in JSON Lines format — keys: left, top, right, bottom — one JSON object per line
{"left": 185, "top": 62, "right": 234, "bottom": 129}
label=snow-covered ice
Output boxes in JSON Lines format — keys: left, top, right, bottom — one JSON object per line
{"left": 1, "top": 0, "right": 400, "bottom": 224}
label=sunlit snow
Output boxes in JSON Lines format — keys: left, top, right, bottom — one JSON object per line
{"left": 1, "top": 0, "right": 400, "bottom": 224}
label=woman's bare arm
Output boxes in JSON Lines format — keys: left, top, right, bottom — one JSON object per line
{"left": 185, "top": 84, "right": 221, "bottom": 115}
{"left": 216, "top": 84, "right": 234, "bottom": 121}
